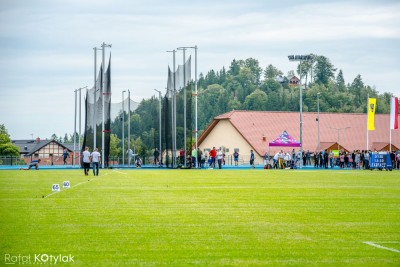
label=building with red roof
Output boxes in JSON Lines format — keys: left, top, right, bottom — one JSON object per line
{"left": 198, "top": 110, "right": 399, "bottom": 165}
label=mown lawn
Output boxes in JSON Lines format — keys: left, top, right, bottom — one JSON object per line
{"left": 0, "top": 169, "right": 399, "bottom": 266}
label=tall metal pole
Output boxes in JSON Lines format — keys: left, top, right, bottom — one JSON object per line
{"left": 317, "top": 92, "right": 320, "bottom": 153}
{"left": 78, "top": 87, "right": 82, "bottom": 164}
{"left": 101, "top": 42, "right": 112, "bottom": 168}
{"left": 155, "top": 89, "right": 162, "bottom": 156}
{"left": 299, "top": 62, "right": 303, "bottom": 166}
{"left": 183, "top": 48, "right": 187, "bottom": 167}
{"left": 179, "top": 46, "right": 198, "bottom": 168}
{"left": 367, "top": 93, "right": 369, "bottom": 151}
{"left": 194, "top": 46, "right": 198, "bottom": 168}
{"left": 177, "top": 47, "right": 187, "bottom": 167}
{"left": 173, "top": 51, "right": 177, "bottom": 168}
{"left": 289, "top": 55, "right": 311, "bottom": 168}
{"left": 73, "top": 89, "right": 77, "bottom": 166}
{"left": 167, "top": 49, "right": 177, "bottom": 168}
{"left": 122, "top": 90, "right": 126, "bottom": 166}
{"left": 128, "top": 89, "right": 131, "bottom": 166}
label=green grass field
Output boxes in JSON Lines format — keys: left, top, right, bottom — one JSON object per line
{"left": 1, "top": 169, "right": 399, "bottom": 266}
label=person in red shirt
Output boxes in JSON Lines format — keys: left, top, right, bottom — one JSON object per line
{"left": 209, "top": 147, "right": 217, "bottom": 168}
{"left": 179, "top": 148, "right": 184, "bottom": 165}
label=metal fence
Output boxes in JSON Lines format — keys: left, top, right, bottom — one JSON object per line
{"left": 0, "top": 156, "right": 27, "bottom": 166}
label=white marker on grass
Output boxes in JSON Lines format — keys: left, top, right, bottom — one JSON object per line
{"left": 63, "top": 181, "right": 71, "bottom": 188}
{"left": 52, "top": 184, "right": 60, "bottom": 192}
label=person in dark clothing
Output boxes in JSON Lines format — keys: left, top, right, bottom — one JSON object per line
{"left": 153, "top": 148, "right": 160, "bottom": 166}
{"left": 314, "top": 152, "right": 318, "bottom": 168}
{"left": 324, "top": 150, "right": 329, "bottom": 168}
{"left": 318, "top": 152, "right": 323, "bottom": 168}
{"left": 63, "top": 149, "right": 70, "bottom": 165}
{"left": 20, "top": 159, "right": 41, "bottom": 170}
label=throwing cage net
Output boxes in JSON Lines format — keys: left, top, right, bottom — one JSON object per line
{"left": 163, "top": 56, "right": 193, "bottom": 168}
{"left": 81, "top": 54, "right": 193, "bottom": 168}
{"left": 82, "top": 58, "right": 111, "bottom": 166}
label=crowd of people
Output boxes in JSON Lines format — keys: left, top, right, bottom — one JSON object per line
{"left": 181, "top": 147, "right": 400, "bottom": 170}
{"left": 267, "top": 149, "right": 400, "bottom": 170}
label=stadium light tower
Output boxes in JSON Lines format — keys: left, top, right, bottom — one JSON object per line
{"left": 329, "top": 126, "right": 351, "bottom": 153}
{"left": 122, "top": 90, "right": 126, "bottom": 166}
{"left": 101, "top": 42, "right": 112, "bottom": 169}
{"left": 288, "top": 54, "right": 312, "bottom": 168}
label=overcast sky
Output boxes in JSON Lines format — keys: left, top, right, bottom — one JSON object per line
{"left": 1, "top": 0, "right": 399, "bottom": 140}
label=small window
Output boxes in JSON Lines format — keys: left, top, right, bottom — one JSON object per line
{"left": 204, "top": 148, "right": 210, "bottom": 152}
{"left": 225, "top": 148, "right": 230, "bottom": 153}
{"left": 234, "top": 148, "right": 239, "bottom": 152}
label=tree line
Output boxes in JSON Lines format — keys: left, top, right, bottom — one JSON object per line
{"left": 196, "top": 55, "right": 392, "bottom": 132}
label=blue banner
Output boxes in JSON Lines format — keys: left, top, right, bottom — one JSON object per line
{"left": 370, "top": 153, "right": 392, "bottom": 169}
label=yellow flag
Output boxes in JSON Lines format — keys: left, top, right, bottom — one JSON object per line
{"left": 368, "top": 98, "right": 376, "bottom": 131}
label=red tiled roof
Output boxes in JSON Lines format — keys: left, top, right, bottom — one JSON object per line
{"left": 199, "top": 110, "right": 400, "bottom": 156}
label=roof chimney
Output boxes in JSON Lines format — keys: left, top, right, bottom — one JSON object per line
{"left": 36, "top": 137, "right": 40, "bottom": 144}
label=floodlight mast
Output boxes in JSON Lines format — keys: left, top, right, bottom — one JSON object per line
{"left": 288, "top": 54, "right": 312, "bottom": 168}
{"left": 101, "top": 42, "right": 111, "bottom": 168}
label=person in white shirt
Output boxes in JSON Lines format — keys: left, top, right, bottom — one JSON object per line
{"left": 82, "top": 147, "right": 91, "bottom": 176}
{"left": 217, "top": 149, "right": 224, "bottom": 169}
{"left": 273, "top": 152, "right": 279, "bottom": 169}
{"left": 91, "top": 148, "right": 101, "bottom": 176}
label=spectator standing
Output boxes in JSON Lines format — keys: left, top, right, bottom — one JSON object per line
{"left": 91, "top": 148, "right": 101, "bottom": 176}
{"left": 154, "top": 148, "right": 160, "bottom": 166}
{"left": 209, "top": 147, "right": 217, "bottom": 169}
{"left": 250, "top": 150, "right": 255, "bottom": 168}
{"left": 216, "top": 149, "right": 223, "bottom": 169}
{"left": 263, "top": 152, "right": 269, "bottom": 167}
{"left": 329, "top": 150, "right": 334, "bottom": 168}
{"left": 63, "top": 149, "right": 70, "bottom": 165}
{"left": 233, "top": 150, "right": 239, "bottom": 166}
{"left": 82, "top": 147, "right": 91, "bottom": 176}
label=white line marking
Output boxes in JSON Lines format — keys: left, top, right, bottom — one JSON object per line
{"left": 112, "top": 169, "right": 127, "bottom": 175}
{"left": 44, "top": 171, "right": 111, "bottom": 198}
{"left": 363, "top": 241, "right": 400, "bottom": 253}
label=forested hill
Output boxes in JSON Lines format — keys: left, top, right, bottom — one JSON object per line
{"left": 107, "top": 55, "right": 394, "bottom": 157}
{"left": 196, "top": 56, "right": 392, "bottom": 132}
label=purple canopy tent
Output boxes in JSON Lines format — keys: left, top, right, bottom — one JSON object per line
{"left": 269, "top": 130, "right": 301, "bottom": 148}
{"left": 268, "top": 130, "right": 301, "bottom": 168}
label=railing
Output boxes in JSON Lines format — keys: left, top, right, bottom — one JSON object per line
{"left": 0, "top": 156, "right": 27, "bottom": 166}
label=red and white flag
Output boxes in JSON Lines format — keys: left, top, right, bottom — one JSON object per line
{"left": 390, "top": 96, "right": 399, "bottom": 130}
